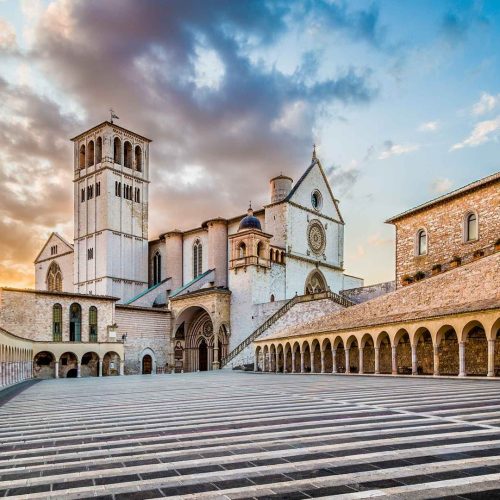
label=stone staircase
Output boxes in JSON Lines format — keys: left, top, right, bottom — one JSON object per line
{"left": 221, "top": 290, "right": 353, "bottom": 368}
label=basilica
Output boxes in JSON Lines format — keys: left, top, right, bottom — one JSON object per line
{"left": 1, "top": 121, "right": 498, "bottom": 385}
{"left": 0, "top": 121, "right": 362, "bottom": 379}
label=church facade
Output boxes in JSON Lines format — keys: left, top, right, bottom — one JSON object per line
{"left": 21, "top": 121, "right": 362, "bottom": 376}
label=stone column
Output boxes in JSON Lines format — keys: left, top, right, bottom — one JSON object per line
{"left": 291, "top": 351, "right": 296, "bottom": 373}
{"left": 359, "top": 347, "right": 364, "bottom": 375}
{"left": 300, "top": 351, "right": 305, "bottom": 373}
{"left": 310, "top": 350, "right": 315, "bottom": 374}
{"left": 276, "top": 352, "right": 280, "bottom": 374}
{"left": 120, "top": 360, "right": 125, "bottom": 376}
{"left": 98, "top": 361, "right": 103, "bottom": 377}
{"left": 254, "top": 351, "right": 259, "bottom": 372}
{"left": 77, "top": 362, "right": 81, "bottom": 378}
{"left": 320, "top": 349, "right": 325, "bottom": 374}
{"left": 374, "top": 347, "right": 380, "bottom": 374}
{"left": 332, "top": 348, "right": 337, "bottom": 374}
{"left": 55, "top": 361, "right": 59, "bottom": 379}
{"left": 433, "top": 345, "right": 440, "bottom": 376}
{"left": 345, "top": 348, "right": 350, "bottom": 374}
{"left": 459, "top": 342, "right": 466, "bottom": 377}
{"left": 212, "top": 328, "right": 220, "bottom": 370}
{"left": 487, "top": 339, "right": 495, "bottom": 377}
{"left": 391, "top": 346, "right": 397, "bottom": 375}
{"left": 411, "top": 344, "right": 417, "bottom": 375}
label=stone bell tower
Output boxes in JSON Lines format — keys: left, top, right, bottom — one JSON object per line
{"left": 71, "top": 120, "right": 151, "bottom": 302}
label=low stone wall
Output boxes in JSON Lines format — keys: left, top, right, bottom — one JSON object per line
{"left": 341, "top": 281, "right": 395, "bottom": 304}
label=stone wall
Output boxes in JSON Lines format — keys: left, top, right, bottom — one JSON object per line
{"left": 341, "top": 281, "right": 395, "bottom": 304}
{"left": 390, "top": 177, "right": 499, "bottom": 287}
{"left": 271, "top": 251, "right": 499, "bottom": 338}
{"left": 226, "top": 296, "right": 346, "bottom": 368}
{"left": 115, "top": 305, "right": 171, "bottom": 374}
{"left": 0, "top": 288, "right": 116, "bottom": 342}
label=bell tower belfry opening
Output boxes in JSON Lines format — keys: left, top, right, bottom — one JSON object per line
{"left": 71, "top": 121, "right": 152, "bottom": 302}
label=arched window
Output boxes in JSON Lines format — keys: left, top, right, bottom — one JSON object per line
{"left": 89, "top": 306, "right": 98, "bottom": 342}
{"left": 239, "top": 242, "right": 246, "bottom": 259}
{"left": 305, "top": 270, "right": 327, "bottom": 294}
{"left": 114, "top": 137, "right": 121, "bottom": 164}
{"left": 69, "top": 303, "right": 82, "bottom": 342}
{"left": 465, "top": 212, "right": 478, "bottom": 241}
{"left": 79, "top": 144, "right": 85, "bottom": 169}
{"left": 270, "top": 294, "right": 275, "bottom": 302}
{"left": 193, "top": 239, "right": 203, "bottom": 278}
{"left": 53, "top": 304, "right": 62, "bottom": 342}
{"left": 153, "top": 251, "right": 162, "bottom": 285}
{"left": 416, "top": 229, "right": 427, "bottom": 256}
{"left": 96, "top": 137, "right": 102, "bottom": 164}
{"left": 124, "top": 141, "right": 132, "bottom": 168}
{"left": 87, "top": 140, "right": 95, "bottom": 167}
{"left": 47, "top": 262, "right": 63, "bottom": 292}
{"left": 135, "top": 146, "right": 142, "bottom": 172}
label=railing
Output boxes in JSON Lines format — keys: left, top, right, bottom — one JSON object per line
{"left": 221, "top": 290, "right": 354, "bottom": 367}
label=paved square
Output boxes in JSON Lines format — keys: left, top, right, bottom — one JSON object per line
{"left": 1, "top": 373, "right": 500, "bottom": 499}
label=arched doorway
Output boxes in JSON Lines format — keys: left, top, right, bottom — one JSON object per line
{"left": 199, "top": 338, "right": 208, "bottom": 371}
{"left": 33, "top": 351, "right": 55, "bottom": 379}
{"left": 176, "top": 306, "right": 221, "bottom": 372}
{"left": 81, "top": 352, "right": 99, "bottom": 377}
{"left": 463, "top": 322, "right": 487, "bottom": 376}
{"left": 437, "top": 326, "right": 459, "bottom": 376}
{"left": 395, "top": 330, "right": 412, "bottom": 374}
{"left": 103, "top": 351, "right": 120, "bottom": 376}
{"left": 415, "top": 328, "right": 434, "bottom": 375}
{"left": 60, "top": 352, "right": 78, "bottom": 378}
{"left": 142, "top": 354, "right": 152, "bottom": 374}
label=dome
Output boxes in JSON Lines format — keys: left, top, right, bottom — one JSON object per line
{"left": 238, "top": 206, "right": 262, "bottom": 231}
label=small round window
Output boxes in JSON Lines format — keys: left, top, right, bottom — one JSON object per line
{"left": 311, "top": 190, "right": 322, "bottom": 210}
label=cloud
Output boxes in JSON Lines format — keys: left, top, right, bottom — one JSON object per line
{"left": 325, "top": 162, "right": 360, "bottom": 197}
{"left": 418, "top": 121, "right": 439, "bottom": 132}
{"left": 451, "top": 116, "right": 500, "bottom": 150}
{"left": 0, "top": 0, "right": 382, "bottom": 286}
{"left": 0, "top": 18, "right": 17, "bottom": 52}
{"left": 378, "top": 140, "right": 419, "bottom": 160}
{"left": 430, "top": 177, "right": 452, "bottom": 194}
{"left": 472, "top": 92, "right": 500, "bottom": 116}
{"left": 439, "top": 8, "right": 489, "bottom": 46}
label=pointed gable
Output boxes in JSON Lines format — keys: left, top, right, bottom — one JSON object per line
{"left": 34, "top": 232, "right": 74, "bottom": 264}
{"left": 286, "top": 158, "right": 344, "bottom": 224}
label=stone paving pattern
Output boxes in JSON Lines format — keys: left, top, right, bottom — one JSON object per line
{"left": 1, "top": 373, "right": 500, "bottom": 499}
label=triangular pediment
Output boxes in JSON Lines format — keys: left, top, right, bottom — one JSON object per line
{"left": 34, "top": 232, "right": 74, "bottom": 263}
{"left": 286, "top": 158, "right": 344, "bottom": 223}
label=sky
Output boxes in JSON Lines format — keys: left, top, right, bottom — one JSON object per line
{"left": 0, "top": 0, "right": 499, "bottom": 288}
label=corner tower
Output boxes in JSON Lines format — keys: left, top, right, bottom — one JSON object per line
{"left": 71, "top": 121, "right": 151, "bottom": 302}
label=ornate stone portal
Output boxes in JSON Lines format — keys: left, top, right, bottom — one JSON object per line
{"left": 170, "top": 289, "right": 231, "bottom": 372}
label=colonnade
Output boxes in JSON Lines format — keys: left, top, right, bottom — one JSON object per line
{"left": 0, "top": 340, "right": 34, "bottom": 388}
{"left": 255, "top": 312, "right": 500, "bottom": 378}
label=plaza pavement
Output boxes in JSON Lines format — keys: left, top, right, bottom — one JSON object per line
{"left": 1, "top": 372, "right": 500, "bottom": 499}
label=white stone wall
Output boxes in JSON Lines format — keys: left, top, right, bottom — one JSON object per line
{"left": 342, "top": 274, "right": 365, "bottom": 292}
{"left": 265, "top": 204, "right": 288, "bottom": 248}
{"left": 182, "top": 230, "right": 208, "bottom": 284}
{"left": 226, "top": 296, "right": 346, "bottom": 368}
{"left": 115, "top": 305, "right": 171, "bottom": 374}
{"left": 269, "top": 263, "right": 286, "bottom": 301}
{"left": 35, "top": 252, "right": 74, "bottom": 293}
{"left": 148, "top": 239, "right": 167, "bottom": 286}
